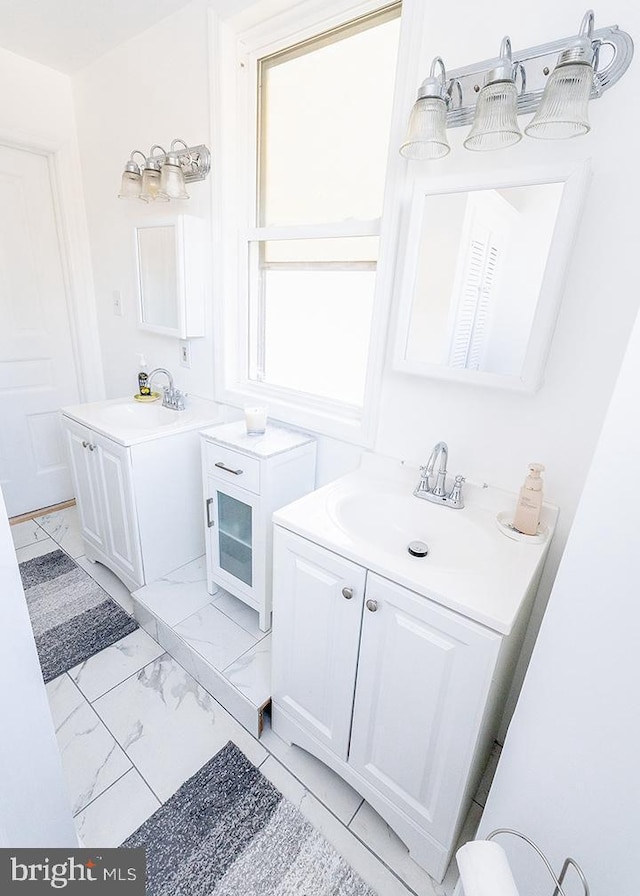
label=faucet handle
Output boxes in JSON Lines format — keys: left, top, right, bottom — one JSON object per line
{"left": 447, "top": 474, "right": 465, "bottom": 508}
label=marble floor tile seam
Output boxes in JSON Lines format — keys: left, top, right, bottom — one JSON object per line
{"left": 50, "top": 670, "right": 166, "bottom": 809}
{"left": 212, "top": 599, "right": 273, "bottom": 643}
{"left": 219, "top": 632, "right": 271, "bottom": 675}
{"left": 71, "top": 765, "right": 134, "bottom": 820}
{"left": 84, "top": 677, "right": 167, "bottom": 807}
{"left": 135, "top": 591, "right": 218, "bottom": 629}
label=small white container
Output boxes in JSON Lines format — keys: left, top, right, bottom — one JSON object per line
{"left": 244, "top": 406, "right": 267, "bottom": 435}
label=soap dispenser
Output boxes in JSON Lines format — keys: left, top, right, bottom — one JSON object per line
{"left": 137, "top": 354, "right": 151, "bottom": 397}
{"left": 513, "top": 463, "right": 545, "bottom": 536}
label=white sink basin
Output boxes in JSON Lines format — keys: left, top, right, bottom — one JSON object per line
{"left": 328, "top": 489, "right": 497, "bottom": 573}
{"left": 273, "top": 455, "right": 558, "bottom": 635}
{"left": 61, "top": 395, "right": 223, "bottom": 446}
{"left": 99, "top": 402, "right": 190, "bottom": 431}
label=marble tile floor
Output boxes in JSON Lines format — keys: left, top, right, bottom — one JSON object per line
{"left": 131, "top": 557, "right": 272, "bottom": 737}
{"left": 10, "top": 509, "right": 500, "bottom": 896}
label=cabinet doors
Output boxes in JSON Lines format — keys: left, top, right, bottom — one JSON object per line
{"left": 64, "top": 421, "right": 105, "bottom": 553}
{"left": 272, "top": 529, "right": 366, "bottom": 761}
{"left": 95, "top": 434, "right": 143, "bottom": 586}
{"left": 348, "top": 573, "right": 500, "bottom": 844}
{"left": 63, "top": 418, "right": 143, "bottom": 588}
{"left": 205, "top": 475, "right": 260, "bottom": 602}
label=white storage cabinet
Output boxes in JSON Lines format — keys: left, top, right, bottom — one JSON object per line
{"left": 201, "top": 422, "right": 316, "bottom": 631}
{"left": 63, "top": 416, "right": 206, "bottom": 591}
{"left": 271, "top": 526, "right": 510, "bottom": 883}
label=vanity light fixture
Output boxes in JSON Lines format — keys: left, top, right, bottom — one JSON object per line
{"left": 400, "top": 9, "right": 633, "bottom": 159}
{"left": 118, "top": 139, "right": 211, "bottom": 201}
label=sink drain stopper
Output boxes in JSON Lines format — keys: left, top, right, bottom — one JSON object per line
{"left": 408, "top": 540, "right": 429, "bottom": 557}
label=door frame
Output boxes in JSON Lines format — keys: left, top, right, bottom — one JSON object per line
{"left": 0, "top": 125, "right": 104, "bottom": 404}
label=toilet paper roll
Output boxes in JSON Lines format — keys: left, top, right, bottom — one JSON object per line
{"left": 456, "top": 840, "right": 520, "bottom": 896}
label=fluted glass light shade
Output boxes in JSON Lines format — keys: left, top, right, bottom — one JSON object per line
{"left": 118, "top": 168, "right": 141, "bottom": 199}
{"left": 140, "top": 162, "right": 169, "bottom": 203}
{"left": 400, "top": 96, "right": 449, "bottom": 159}
{"left": 525, "top": 11, "right": 594, "bottom": 140}
{"left": 158, "top": 155, "right": 189, "bottom": 200}
{"left": 400, "top": 57, "right": 451, "bottom": 160}
{"left": 117, "top": 151, "right": 145, "bottom": 199}
{"left": 464, "top": 37, "right": 522, "bottom": 151}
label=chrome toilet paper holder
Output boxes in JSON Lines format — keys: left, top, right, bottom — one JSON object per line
{"left": 457, "top": 827, "right": 590, "bottom": 896}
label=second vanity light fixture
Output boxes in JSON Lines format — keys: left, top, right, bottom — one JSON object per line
{"left": 118, "top": 139, "right": 211, "bottom": 202}
{"left": 400, "top": 10, "right": 633, "bottom": 159}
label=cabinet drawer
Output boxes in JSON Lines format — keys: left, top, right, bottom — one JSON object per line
{"left": 204, "top": 442, "right": 260, "bottom": 494}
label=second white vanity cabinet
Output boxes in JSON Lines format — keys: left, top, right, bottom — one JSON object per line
{"left": 272, "top": 527, "right": 506, "bottom": 882}
{"left": 61, "top": 396, "right": 223, "bottom": 591}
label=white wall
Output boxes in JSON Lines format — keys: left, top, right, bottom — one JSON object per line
{"left": 375, "top": 0, "right": 640, "bottom": 701}
{"left": 71, "top": 0, "right": 639, "bottom": 635}
{"left": 72, "top": 0, "right": 214, "bottom": 403}
{"left": 0, "top": 493, "right": 76, "bottom": 846}
{"left": 476, "top": 283, "right": 640, "bottom": 896}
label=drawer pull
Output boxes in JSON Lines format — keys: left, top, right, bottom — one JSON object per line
{"left": 206, "top": 497, "right": 215, "bottom": 528}
{"left": 342, "top": 586, "right": 354, "bottom": 600}
{"left": 214, "top": 461, "right": 243, "bottom": 476}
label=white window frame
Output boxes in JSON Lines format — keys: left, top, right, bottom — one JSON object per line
{"left": 209, "top": 0, "right": 408, "bottom": 445}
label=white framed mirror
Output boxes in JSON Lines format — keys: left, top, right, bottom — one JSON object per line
{"left": 135, "top": 215, "right": 205, "bottom": 339}
{"left": 392, "top": 161, "right": 590, "bottom": 392}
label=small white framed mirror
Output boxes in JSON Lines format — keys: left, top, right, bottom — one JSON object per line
{"left": 392, "top": 161, "right": 590, "bottom": 392}
{"left": 135, "top": 215, "right": 205, "bottom": 338}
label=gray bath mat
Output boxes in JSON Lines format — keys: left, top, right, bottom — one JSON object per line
{"left": 20, "top": 548, "right": 138, "bottom": 682}
{"left": 122, "top": 740, "right": 375, "bottom": 896}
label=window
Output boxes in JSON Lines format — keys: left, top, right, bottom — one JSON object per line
{"left": 237, "top": 3, "right": 401, "bottom": 433}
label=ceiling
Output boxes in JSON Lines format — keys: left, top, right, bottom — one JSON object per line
{"left": 0, "top": 0, "right": 197, "bottom": 73}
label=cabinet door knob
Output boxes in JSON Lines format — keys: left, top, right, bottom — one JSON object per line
{"left": 82, "top": 440, "right": 89, "bottom": 448}
{"left": 88, "top": 444, "right": 95, "bottom": 451}
{"left": 342, "top": 586, "right": 354, "bottom": 600}
{"left": 366, "top": 598, "right": 378, "bottom": 612}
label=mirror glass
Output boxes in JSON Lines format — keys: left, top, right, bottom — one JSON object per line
{"left": 393, "top": 164, "right": 589, "bottom": 391}
{"left": 403, "top": 184, "right": 564, "bottom": 377}
{"left": 136, "top": 224, "right": 178, "bottom": 331}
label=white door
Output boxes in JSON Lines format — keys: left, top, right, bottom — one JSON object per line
{"left": 348, "top": 573, "right": 501, "bottom": 845}
{"left": 271, "top": 528, "right": 366, "bottom": 761}
{"left": 0, "top": 145, "right": 80, "bottom": 516}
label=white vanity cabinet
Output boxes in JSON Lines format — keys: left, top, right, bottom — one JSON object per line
{"left": 201, "top": 422, "right": 316, "bottom": 632}
{"left": 62, "top": 397, "right": 222, "bottom": 591}
{"left": 271, "top": 527, "right": 506, "bottom": 882}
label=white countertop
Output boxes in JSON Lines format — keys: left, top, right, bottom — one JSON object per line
{"left": 200, "top": 420, "right": 315, "bottom": 458}
{"left": 273, "top": 455, "right": 558, "bottom": 636}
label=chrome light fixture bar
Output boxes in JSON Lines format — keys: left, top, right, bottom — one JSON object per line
{"left": 118, "top": 139, "right": 211, "bottom": 201}
{"left": 401, "top": 10, "right": 633, "bottom": 157}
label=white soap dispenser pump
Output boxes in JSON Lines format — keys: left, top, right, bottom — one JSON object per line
{"left": 512, "top": 463, "right": 545, "bottom": 536}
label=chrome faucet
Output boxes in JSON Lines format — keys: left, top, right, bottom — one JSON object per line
{"left": 148, "top": 368, "right": 187, "bottom": 411}
{"left": 414, "top": 441, "right": 465, "bottom": 509}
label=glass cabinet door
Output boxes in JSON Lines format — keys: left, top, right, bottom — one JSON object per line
{"left": 217, "top": 491, "right": 253, "bottom": 586}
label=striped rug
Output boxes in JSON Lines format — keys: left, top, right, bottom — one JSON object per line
{"left": 20, "top": 548, "right": 138, "bottom": 683}
{"left": 123, "top": 741, "right": 375, "bottom": 896}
